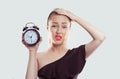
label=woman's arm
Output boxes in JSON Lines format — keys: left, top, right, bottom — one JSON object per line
{"left": 25, "top": 51, "right": 38, "bottom": 79}
{"left": 22, "top": 37, "right": 42, "bottom": 79}
{"left": 54, "top": 8, "right": 106, "bottom": 59}
{"left": 74, "top": 17, "right": 106, "bottom": 59}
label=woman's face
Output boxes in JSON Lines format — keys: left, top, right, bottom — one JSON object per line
{"left": 47, "top": 14, "right": 71, "bottom": 45}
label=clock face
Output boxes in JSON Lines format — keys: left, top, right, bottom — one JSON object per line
{"left": 23, "top": 29, "right": 39, "bottom": 45}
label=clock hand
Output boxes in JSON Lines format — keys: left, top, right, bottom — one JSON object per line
{"left": 30, "top": 37, "right": 32, "bottom": 43}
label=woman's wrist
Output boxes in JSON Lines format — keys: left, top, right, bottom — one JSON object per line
{"left": 73, "top": 15, "right": 81, "bottom": 22}
{"left": 29, "top": 51, "right": 37, "bottom": 59}
{"left": 29, "top": 50, "right": 37, "bottom": 54}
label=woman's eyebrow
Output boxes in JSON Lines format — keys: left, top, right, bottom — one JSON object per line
{"left": 62, "top": 22, "right": 68, "bottom": 24}
{"left": 51, "top": 22, "right": 68, "bottom": 25}
{"left": 52, "top": 22, "right": 58, "bottom": 24}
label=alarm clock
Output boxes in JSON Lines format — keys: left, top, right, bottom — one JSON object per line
{"left": 22, "top": 22, "right": 40, "bottom": 46}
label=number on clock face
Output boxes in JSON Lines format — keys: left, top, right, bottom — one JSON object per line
{"left": 24, "top": 30, "right": 38, "bottom": 44}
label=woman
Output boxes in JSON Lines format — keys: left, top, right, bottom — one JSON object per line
{"left": 23, "top": 8, "right": 105, "bottom": 79}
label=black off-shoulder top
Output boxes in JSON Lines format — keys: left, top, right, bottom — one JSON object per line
{"left": 38, "top": 45, "right": 86, "bottom": 79}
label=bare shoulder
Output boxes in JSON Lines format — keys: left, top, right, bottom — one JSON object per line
{"left": 37, "top": 51, "right": 47, "bottom": 60}
{"left": 36, "top": 51, "right": 48, "bottom": 69}
{"left": 37, "top": 52, "right": 44, "bottom": 57}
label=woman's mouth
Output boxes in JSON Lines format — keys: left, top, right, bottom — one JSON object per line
{"left": 55, "top": 34, "right": 62, "bottom": 41}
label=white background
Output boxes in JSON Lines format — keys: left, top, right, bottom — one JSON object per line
{"left": 0, "top": 0, "right": 120, "bottom": 79}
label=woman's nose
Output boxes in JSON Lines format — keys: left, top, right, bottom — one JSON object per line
{"left": 56, "top": 27, "right": 62, "bottom": 33}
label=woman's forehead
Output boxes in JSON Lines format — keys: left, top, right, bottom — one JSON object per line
{"left": 50, "top": 14, "right": 69, "bottom": 20}
{"left": 50, "top": 21, "right": 69, "bottom": 25}
{"left": 49, "top": 15, "right": 70, "bottom": 24}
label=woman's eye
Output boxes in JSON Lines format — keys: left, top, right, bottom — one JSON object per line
{"left": 62, "top": 26, "right": 67, "bottom": 29}
{"left": 52, "top": 25, "right": 57, "bottom": 28}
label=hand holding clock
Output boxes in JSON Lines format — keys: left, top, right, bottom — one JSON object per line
{"left": 22, "top": 35, "right": 42, "bottom": 53}
{"left": 22, "top": 22, "right": 42, "bottom": 53}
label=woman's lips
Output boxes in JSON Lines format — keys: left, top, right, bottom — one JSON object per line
{"left": 55, "top": 34, "right": 62, "bottom": 41}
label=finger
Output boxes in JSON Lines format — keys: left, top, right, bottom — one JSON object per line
{"left": 38, "top": 36, "right": 42, "bottom": 42}
{"left": 22, "top": 39, "right": 25, "bottom": 44}
{"left": 36, "top": 36, "right": 42, "bottom": 45}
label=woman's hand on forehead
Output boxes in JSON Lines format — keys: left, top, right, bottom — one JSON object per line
{"left": 53, "top": 8, "right": 77, "bottom": 21}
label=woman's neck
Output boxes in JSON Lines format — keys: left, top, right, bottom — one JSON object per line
{"left": 48, "top": 43, "right": 68, "bottom": 54}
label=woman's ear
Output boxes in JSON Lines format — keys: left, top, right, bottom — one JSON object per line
{"left": 46, "top": 25, "right": 49, "bottom": 30}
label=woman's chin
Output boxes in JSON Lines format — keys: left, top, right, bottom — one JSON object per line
{"left": 53, "top": 40, "right": 64, "bottom": 45}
